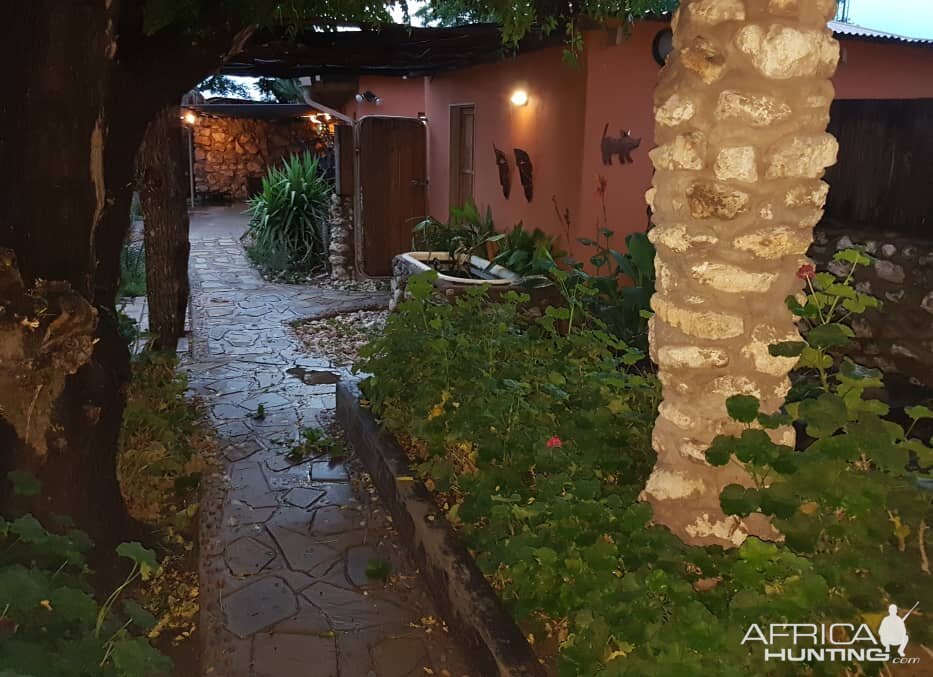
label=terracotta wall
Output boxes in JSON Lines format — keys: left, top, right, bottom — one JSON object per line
{"left": 343, "top": 75, "right": 426, "bottom": 120}
{"left": 341, "top": 28, "right": 933, "bottom": 252}
{"left": 423, "top": 47, "right": 589, "bottom": 245}
{"left": 193, "top": 116, "right": 321, "bottom": 200}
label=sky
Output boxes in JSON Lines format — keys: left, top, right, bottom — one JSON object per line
{"left": 847, "top": 0, "right": 933, "bottom": 39}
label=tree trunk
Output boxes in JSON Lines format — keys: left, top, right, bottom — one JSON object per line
{"left": 0, "top": 2, "right": 135, "bottom": 549}
{"left": 642, "top": 0, "right": 840, "bottom": 547}
{"left": 138, "top": 107, "right": 191, "bottom": 352}
{"left": 0, "top": 3, "right": 247, "bottom": 548}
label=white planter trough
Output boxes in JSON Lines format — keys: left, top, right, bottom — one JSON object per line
{"left": 390, "top": 251, "right": 523, "bottom": 310}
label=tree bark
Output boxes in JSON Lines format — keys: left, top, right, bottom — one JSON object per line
{"left": 641, "top": 0, "right": 840, "bottom": 547}
{"left": 0, "top": 3, "right": 250, "bottom": 548}
{"left": 138, "top": 107, "right": 191, "bottom": 352}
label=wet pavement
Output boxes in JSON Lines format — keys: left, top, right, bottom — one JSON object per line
{"left": 184, "top": 206, "right": 469, "bottom": 677}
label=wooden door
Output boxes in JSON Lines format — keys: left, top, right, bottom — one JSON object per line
{"left": 449, "top": 104, "right": 475, "bottom": 211}
{"left": 356, "top": 116, "right": 427, "bottom": 277}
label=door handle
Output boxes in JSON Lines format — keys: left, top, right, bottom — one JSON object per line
{"left": 410, "top": 179, "right": 429, "bottom": 187}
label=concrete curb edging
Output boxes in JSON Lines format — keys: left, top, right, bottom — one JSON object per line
{"left": 336, "top": 380, "right": 547, "bottom": 677}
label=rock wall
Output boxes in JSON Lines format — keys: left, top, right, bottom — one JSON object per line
{"left": 193, "top": 117, "right": 322, "bottom": 201}
{"left": 810, "top": 224, "right": 933, "bottom": 389}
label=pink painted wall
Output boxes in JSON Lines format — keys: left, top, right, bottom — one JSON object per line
{"left": 343, "top": 29, "right": 933, "bottom": 251}
{"left": 834, "top": 40, "right": 933, "bottom": 99}
{"left": 343, "top": 75, "right": 426, "bottom": 120}
{"left": 423, "top": 47, "right": 588, "bottom": 248}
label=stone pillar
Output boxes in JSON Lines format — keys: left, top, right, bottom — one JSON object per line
{"left": 641, "top": 0, "right": 840, "bottom": 547}
{"left": 328, "top": 194, "right": 354, "bottom": 281}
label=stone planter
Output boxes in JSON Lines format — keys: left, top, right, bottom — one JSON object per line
{"left": 390, "top": 251, "right": 526, "bottom": 311}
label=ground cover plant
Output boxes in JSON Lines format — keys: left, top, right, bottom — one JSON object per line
{"left": 0, "top": 472, "right": 170, "bottom": 676}
{"left": 117, "top": 352, "right": 212, "bottom": 654}
{"left": 357, "top": 264, "right": 932, "bottom": 676}
{"left": 243, "top": 151, "right": 333, "bottom": 282}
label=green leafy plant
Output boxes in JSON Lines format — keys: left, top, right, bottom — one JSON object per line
{"left": 286, "top": 427, "right": 345, "bottom": 462}
{"left": 357, "top": 266, "right": 932, "bottom": 676}
{"left": 412, "top": 199, "right": 496, "bottom": 265}
{"left": 0, "top": 473, "right": 171, "bottom": 677}
{"left": 487, "top": 222, "right": 561, "bottom": 276}
{"left": 243, "top": 151, "right": 332, "bottom": 281}
{"left": 364, "top": 558, "right": 392, "bottom": 581}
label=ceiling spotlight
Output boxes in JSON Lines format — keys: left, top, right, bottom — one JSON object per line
{"left": 510, "top": 89, "right": 529, "bottom": 107}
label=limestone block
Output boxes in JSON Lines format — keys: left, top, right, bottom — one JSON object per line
{"left": 715, "top": 90, "right": 792, "bottom": 127}
{"left": 642, "top": 469, "right": 707, "bottom": 501}
{"left": 657, "top": 346, "right": 730, "bottom": 369}
{"left": 649, "top": 224, "right": 719, "bottom": 253}
{"left": 681, "top": 36, "right": 728, "bottom": 84}
{"left": 735, "top": 24, "right": 839, "bottom": 79}
{"left": 690, "top": 261, "right": 777, "bottom": 293}
{"left": 741, "top": 325, "right": 801, "bottom": 376}
{"left": 656, "top": 94, "right": 697, "bottom": 127}
{"left": 785, "top": 181, "right": 830, "bottom": 208}
{"left": 650, "top": 132, "right": 708, "bottom": 171}
{"left": 768, "top": 0, "right": 836, "bottom": 20}
{"left": 653, "top": 296, "right": 745, "bottom": 339}
{"left": 733, "top": 226, "right": 811, "bottom": 259}
{"left": 687, "top": 182, "right": 750, "bottom": 220}
{"left": 765, "top": 134, "right": 838, "bottom": 179}
{"left": 688, "top": 0, "right": 746, "bottom": 25}
{"left": 714, "top": 146, "right": 758, "bottom": 183}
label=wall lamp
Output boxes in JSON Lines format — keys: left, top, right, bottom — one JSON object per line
{"left": 182, "top": 111, "right": 198, "bottom": 125}
{"left": 510, "top": 89, "right": 529, "bottom": 107}
{"left": 355, "top": 90, "right": 382, "bottom": 105}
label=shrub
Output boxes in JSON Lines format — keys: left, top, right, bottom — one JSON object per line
{"left": 243, "top": 152, "right": 332, "bottom": 280}
{"left": 359, "top": 268, "right": 932, "bottom": 676}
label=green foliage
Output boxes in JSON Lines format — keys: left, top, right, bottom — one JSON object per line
{"left": 197, "top": 75, "right": 251, "bottom": 99}
{"left": 118, "top": 236, "right": 146, "bottom": 299}
{"left": 286, "top": 427, "right": 345, "bottom": 462}
{"left": 118, "top": 352, "right": 208, "bottom": 528}
{"left": 705, "top": 250, "right": 933, "bottom": 663}
{"left": 487, "top": 222, "right": 561, "bottom": 276}
{"left": 0, "top": 475, "right": 170, "bottom": 677}
{"left": 243, "top": 151, "right": 333, "bottom": 281}
{"left": 413, "top": 202, "right": 562, "bottom": 278}
{"left": 365, "top": 558, "right": 392, "bottom": 581}
{"left": 256, "top": 77, "right": 305, "bottom": 103}
{"left": 412, "top": 199, "right": 497, "bottom": 263}
{"left": 359, "top": 265, "right": 932, "bottom": 676}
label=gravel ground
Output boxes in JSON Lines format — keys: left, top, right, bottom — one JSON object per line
{"left": 292, "top": 308, "right": 389, "bottom": 366}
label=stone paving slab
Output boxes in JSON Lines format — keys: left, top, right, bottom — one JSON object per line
{"left": 187, "top": 207, "right": 469, "bottom": 677}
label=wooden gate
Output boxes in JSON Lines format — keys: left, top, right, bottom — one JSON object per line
{"left": 824, "top": 98, "right": 933, "bottom": 236}
{"left": 355, "top": 116, "right": 428, "bottom": 277}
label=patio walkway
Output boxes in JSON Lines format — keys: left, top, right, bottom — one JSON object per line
{"left": 184, "top": 206, "right": 469, "bottom": 677}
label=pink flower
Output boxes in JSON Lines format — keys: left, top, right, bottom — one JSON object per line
{"left": 546, "top": 436, "right": 563, "bottom": 448}
{"left": 796, "top": 264, "right": 816, "bottom": 281}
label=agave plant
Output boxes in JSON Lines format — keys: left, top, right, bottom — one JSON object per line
{"left": 244, "top": 152, "right": 332, "bottom": 278}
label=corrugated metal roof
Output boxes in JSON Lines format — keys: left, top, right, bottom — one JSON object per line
{"left": 829, "top": 19, "right": 933, "bottom": 45}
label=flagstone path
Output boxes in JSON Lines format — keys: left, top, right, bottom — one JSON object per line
{"left": 184, "top": 206, "right": 469, "bottom": 677}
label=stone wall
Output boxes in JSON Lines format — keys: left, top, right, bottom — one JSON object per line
{"left": 193, "top": 116, "right": 322, "bottom": 201}
{"left": 810, "top": 224, "right": 933, "bottom": 389}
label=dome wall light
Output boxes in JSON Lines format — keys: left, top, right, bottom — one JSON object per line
{"left": 510, "top": 89, "right": 529, "bottom": 107}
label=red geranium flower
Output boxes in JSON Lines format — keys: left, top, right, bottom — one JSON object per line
{"left": 546, "top": 436, "right": 563, "bottom": 448}
{"left": 796, "top": 264, "right": 816, "bottom": 281}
